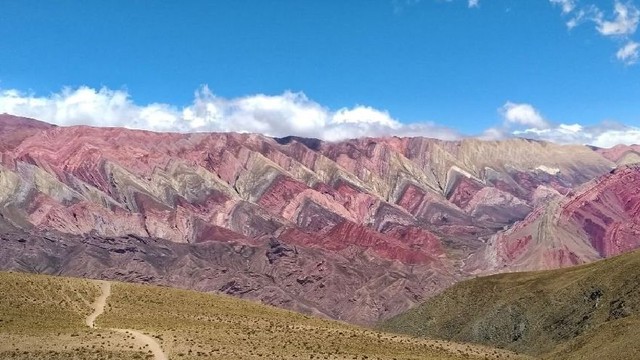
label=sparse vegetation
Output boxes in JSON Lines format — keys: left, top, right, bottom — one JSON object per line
{"left": 0, "top": 271, "right": 146, "bottom": 359}
{"left": 0, "top": 271, "right": 525, "bottom": 360}
{"left": 380, "top": 249, "right": 640, "bottom": 360}
{"left": 98, "top": 281, "right": 527, "bottom": 359}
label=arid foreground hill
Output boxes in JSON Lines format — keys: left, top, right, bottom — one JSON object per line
{"left": 0, "top": 113, "right": 638, "bottom": 324}
{"left": 380, "top": 248, "right": 640, "bottom": 360}
{"left": 0, "top": 271, "right": 527, "bottom": 360}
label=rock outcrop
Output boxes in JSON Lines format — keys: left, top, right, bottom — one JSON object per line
{"left": 479, "top": 165, "right": 640, "bottom": 272}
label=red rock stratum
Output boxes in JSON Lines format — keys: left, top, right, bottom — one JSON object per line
{"left": 0, "top": 113, "right": 638, "bottom": 324}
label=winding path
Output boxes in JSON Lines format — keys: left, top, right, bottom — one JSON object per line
{"left": 113, "top": 328, "right": 167, "bottom": 360}
{"left": 86, "top": 280, "right": 168, "bottom": 360}
{"left": 86, "top": 281, "right": 110, "bottom": 328}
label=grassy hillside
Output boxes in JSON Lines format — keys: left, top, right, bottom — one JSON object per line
{"left": 379, "top": 249, "right": 640, "bottom": 359}
{"left": 0, "top": 271, "right": 526, "bottom": 360}
{"left": 0, "top": 272, "right": 143, "bottom": 359}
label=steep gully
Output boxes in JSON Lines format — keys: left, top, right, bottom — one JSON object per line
{"left": 85, "top": 280, "right": 167, "bottom": 360}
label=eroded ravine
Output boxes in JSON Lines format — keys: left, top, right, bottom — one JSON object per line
{"left": 86, "top": 280, "right": 168, "bottom": 360}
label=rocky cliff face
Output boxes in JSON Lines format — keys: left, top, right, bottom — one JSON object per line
{"left": 481, "top": 165, "right": 640, "bottom": 272}
{"left": 0, "top": 114, "right": 635, "bottom": 324}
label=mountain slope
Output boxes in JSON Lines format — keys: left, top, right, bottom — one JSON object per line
{"left": 0, "top": 271, "right": 527, "bottom": 360}
{"left": 0, "top": 271, "right": 142, "bottom": 359}
{"left": 0, "top": 114, "right": 630, "bottom": 324}
{"left": 0, "top": 230, "right": 454, "bottom": 324}
{"left": 379, "top": 248, "right": 640, "bottom": 359}
{"left": 597, "top": 144, "right": 640, "bottom": 166}
{"left": 476, "top": 165, "right": 640, "bottom": 272}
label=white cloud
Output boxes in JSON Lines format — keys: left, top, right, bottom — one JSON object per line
{"left": 3, "top": 86, "right": 639, "bottom": 148}
{"left": 0, "top": 86, "right": 460, "bottom": 142}
{"left": 616, "top": 40, "right": 640, "bottom": 63}
{"left": 496, "top": 101, "right": 640, "bottom": 148}
{"left": 332, "top": 106, "right": 399, "bottom": 128}
{"left": 550, "top": 0, "right": 577, "bottom": 14}
{"left": 468, "top": 0, "right": 479, "bottom": 8}
{"left": 593, "top": 128, "right": 640, "bottom": 147}
{"left": 478, "top": 127, "right": 506, "bottom": 141}
{"left": 551, "top": 1, "right": 640, "bottom": 65}
{"left": 565, "top": 5, "right": 603, "bottom": 29}
{"left": 595, "top": 1, "right": 640, "bottom": 36}
{"left": 499, "top": 102, "right": 549, "bottom": 129}
{"left": 555, "top": 1, "right": 639, "bottom": 36}
{"left": 514, "top": 122, "right": 640, "bottom": 148}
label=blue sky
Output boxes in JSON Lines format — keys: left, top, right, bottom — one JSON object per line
{"left": 1, "top": 0, "right": 639, "bottom": 146}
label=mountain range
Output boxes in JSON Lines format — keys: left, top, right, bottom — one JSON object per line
{"left": 1, "top": 113, "right": 639, "bottom": 325}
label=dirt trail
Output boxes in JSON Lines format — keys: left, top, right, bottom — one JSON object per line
{"left": 86, "top": 280, "right": 168, "bottom": 360}
{"left": 113, "top": 328, "right": 168, "bottom": 360}
{"left": 86, "top": 281, "right": 110, "bottom": 328}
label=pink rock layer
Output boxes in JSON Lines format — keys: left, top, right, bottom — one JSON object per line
{"left": 0, "top": 114, "right": 636, "bottom": 324}
{"left": 481, "top": 165, "right": 640, "bottom": 273}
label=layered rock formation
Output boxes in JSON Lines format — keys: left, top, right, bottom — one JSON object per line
{"left": 597, "top": 144, "right": 640, "bottom": 166}
{"left": 0, "top": 113, "right": 636, "bottom": 324}
{"left": 481, "top": 164, "right": 640, "bottom": 272}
